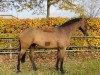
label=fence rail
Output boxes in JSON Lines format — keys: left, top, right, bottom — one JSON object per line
{"left": 0, "top": 36, "right": 100, "bottom": 50}
{"left": 0, "top": 36, "right": 100, "bottom": 59}
{"left": 72, "top": 36, "right": 100, "bottom": 38}
{"left": 0, "top": 46, "right": 100, "bottom": 50}
{"left": 0, "top": 36, "right": 100, "bottom": 39}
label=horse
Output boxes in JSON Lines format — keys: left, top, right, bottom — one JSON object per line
{"left": 17, "top": 18, "right": 89, "bottom": 74}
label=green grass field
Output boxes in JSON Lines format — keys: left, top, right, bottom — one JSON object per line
{"left": 0, "top": 59, "right": 100, "bottom": 75}
{"left": 0, "top": 52, "right": 100, "bottom": 75}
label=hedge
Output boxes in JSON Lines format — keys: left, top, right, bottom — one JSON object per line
{"left": 0, "top": 17, "right": 100, "bottom": 48}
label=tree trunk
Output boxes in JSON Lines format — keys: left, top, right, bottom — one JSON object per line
{"left": 47, "top": 0, "right": 51, "bottom": 18}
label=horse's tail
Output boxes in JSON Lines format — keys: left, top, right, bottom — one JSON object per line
{"left": 18, "top": 40, "right": 26, "bottom": 63}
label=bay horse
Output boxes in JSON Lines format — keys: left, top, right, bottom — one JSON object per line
{"left": 17, "top": 18, "right": 89, "bottom": 74}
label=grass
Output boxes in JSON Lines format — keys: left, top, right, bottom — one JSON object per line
{"left": 65, "top": 60, "right": 100, "bottom": 75}
{"left": 0, "top": 59, "right": 100, "bottom": 75}
{"left": 0, "top": 51, "right": 100, "bottom": 75}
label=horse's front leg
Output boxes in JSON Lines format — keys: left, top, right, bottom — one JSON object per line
{"left": 60, "top": 57, "right": 64, "bottom": 74}
{"left": 58, "top": 48, "right": 66, "bottom": 74}
{"left": 17, "top": 54, "right": 21, "bottom": 73}
{"left": 56, "top": 49, "right": 60, "bottom": 70}
{"left": 17, "top": 49, "right": 26, "bottom": 73}
{"left": 29, "top": 46, "right": 37, "bottom": 71}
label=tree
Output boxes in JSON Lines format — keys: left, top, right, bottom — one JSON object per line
{"left": 59, "top": 0, "right": 85, "bottom": 16}
{"left": 0, "top": 0, "right": 45, "bottom": 15}
{"left": 0, "top": 0, "right": 86, "bottom": 18}
{"left": 46, "top": 0, "right": 85, "bottom": 18}
{"left": 46, "top": 0, "right": 60, "bottom": 18}
{"left": 84, "top": 0, "right": 100, "bottom": 18}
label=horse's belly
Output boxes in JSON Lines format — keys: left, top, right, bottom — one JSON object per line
{"left": 34, "top": 40, "right": 58, "bottom": 49}
{"left": 39, "top": 42, "right": 58, "bottom": 48}
{"left": 33, "top": 34, "right": 58, "bottom": 48}
{"left": 38, "top": 45, "right": 57, "bottom": 49}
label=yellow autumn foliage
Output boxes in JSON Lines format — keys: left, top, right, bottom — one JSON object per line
{"left": 0, "top": 17, "right": 100, "bottom": 48}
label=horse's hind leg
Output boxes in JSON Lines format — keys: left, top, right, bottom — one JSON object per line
{"left": 18, "top": 45, "right": 26, "bottom": 63}
{"left": 17, "top": 54, "right": 21, "bottom": 73}
{"left": 21, "top": 52, "right": 26, "bottom": 63}
{"left": 56, "top": 48, "right": 66, "bottom": 74}
{"left": 56, "top": 49, "right": 60, "bottom": 70}
{"left": 29, "top": 45, "right": 37, "bottom": 71}
{"left": 17, "top": 49, "right": 27, "bottom": 73}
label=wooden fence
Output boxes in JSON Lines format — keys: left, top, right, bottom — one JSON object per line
{"left": 0, "top": 36, "right": 100, "bottom": 59}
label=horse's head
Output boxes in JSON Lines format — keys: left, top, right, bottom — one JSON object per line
{"left": 79, "top": 18, "right": 89, "bottom": 36}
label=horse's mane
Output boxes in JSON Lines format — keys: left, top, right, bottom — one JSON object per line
{"left": 59, "top": 18, "right": 82, "bottom": 27}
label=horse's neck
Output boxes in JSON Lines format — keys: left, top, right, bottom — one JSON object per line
{"left": 62, "top": 23, "right": 81, "bottom": 37}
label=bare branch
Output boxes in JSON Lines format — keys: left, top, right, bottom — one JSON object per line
{"left": 49, "top": 0, "right": 60, "bottom": 5}
{"left": 94, "top": 7, "right": 100, "bottom": 17}
{"left": 84, "top": 0, "right": 100, "bottom": 18}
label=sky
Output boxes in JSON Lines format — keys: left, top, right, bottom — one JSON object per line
{"left": 0, "top": 1, "right": 79, "bottom": 19}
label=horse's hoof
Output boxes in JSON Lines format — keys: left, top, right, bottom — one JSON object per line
{"left": 33, "top": 67, "right": 38, "bottom": 71}
{"left": 55, "top": 67, "right": 59, "bottom": 71}
{"left": 36, "top": 70, "right": 44, "bottom": 75}
{"left": 56, "top": 68, "right": 59, "bottom": 71}
{"left": 36, "top": 70, "right": 40, "bottom": 73}
{"left": 61, "top": 72, "right": 67, "bottom": 75}
{"left": 17, "top": 70, "right": 21, "bottom": 74}
{"left": 61, "top": 73, "right": 67, "bottom": 75}
{"left": 61, "top": 71, "right": 65, "bottom": 75}
{"left": 61, "top": 71, "right": 68, "bottom": 75}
